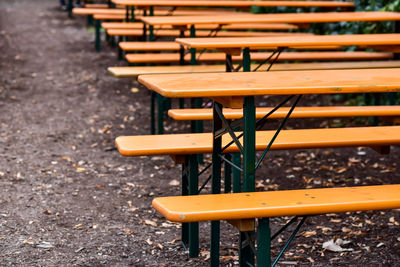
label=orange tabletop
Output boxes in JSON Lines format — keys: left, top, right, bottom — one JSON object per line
{"left": 112, "top": 0, "right": 354, "bottom": 8}
{"left": 175, "top": 33, "right": 400, "bottom": 52}
{"left": 138, "top": 68, "right": 400, "bottom": 101}
{"left": 141, "top": 11, "right": 400, "bottom": 26}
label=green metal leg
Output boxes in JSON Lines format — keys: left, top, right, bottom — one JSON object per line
{"left": 389, "top": 92, "right": 397, "bottom": 105}
{"left": 181, "top": 160, "right": 189, "bottom": 246}
{"left": 117, "top": 36, "right": 123, "bottom": 60}
{"left": 179, "top": 99, "right": 185, "bottom": 109}
{"left": 243, "top": 100, "right": 256, "bottom": 192}
{"left": 188, "top": 155, "right": 199, "bottom": 257}
{"left": 239, "top": 231, "right": 255, "bottom": 267}
{"left": 150, "top": 91, "right": 155, "bottom": 134}
{"left": 257, "top": 218, "right": 271, "bottom": 267}
{"left": 157, "top": 93, "right": 164, "bottom": 134}
{"left": 210, "top": 101, "right": 223, "bottom": 266}
{"left": 125, "top": 6, "right": 129, "bottom": 21}
{"left": 242, "top": 47, "right": 251, "bottom": 72}
{"left": 190, "top": 98, "right": 204, "bottom": 163}
{"left": 130, "top": 6, "right": 135, "bottom": 22}
{"left": 87, "top": 15, "right": 93, "bottom": 27}
{"left": 95, "top": 20, "right": 101, "bottom": 52}
{"left": 232, "top": 153, "right": 242, "bottom": 193}
{"left": 67, "top": 0, "right": 73, "bottom": 18}
{"left": 190, "top": 25, "right": 197, "bottom": 65}
{"left": 373, "top": 93, "right": 381, "bottom": 125}
{"left": 142, "top": 22, "right": 148, "bottom": 42}
{"left": 224, "top": 154, "right": 232, "bottom": 193}
{"left": 239, "top": 96, "right": 256, "bottom": 265}
{"left": 149, "top": 6, "right": 155, "bottom": 41}
{"left": 179, "top": 30, "right": 185, "bottom": 65}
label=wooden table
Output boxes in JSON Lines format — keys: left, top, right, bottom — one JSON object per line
{"left": 138, "top": 68, "right": 400, "bottom": 265}
{"left": 175, "top": 33, "right": 400, "bottom": 70}
{"left": 112, "top": 1, "right": 354, "bottom": 34}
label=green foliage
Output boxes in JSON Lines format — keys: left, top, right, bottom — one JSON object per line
{"left": 250, "top": 0, "right": 400, "bottom": 106}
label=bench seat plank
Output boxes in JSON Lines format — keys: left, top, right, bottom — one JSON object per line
{"left": 120, "top": 41, "right": 181, "bottom": 51}
{"left": 115, "top": 126, "right": 400, "bottom": 156}
{"left": 74, "top": 8, "right": 237, "bottom": 16}
{"left": 108, "top": 61, "right": 400, "bottom": 78}
{"left": 113, "top": 0, "right": 354, "bottom": 8}
{"left": 102, "top": 22, "right": 299, "bottom": 30}
{"left": 126, "top": 51, "right": 393, "bottom": 64}
{"left": 152, "top": 184, "right": 400, "bottom": 222}
{"left": 168, "top": 105, "right": 400, "bottom": 120}
{"left": 108, "top": 29, "right": 311, "bottom": 38}
{"left": 119, "top": 41, "right": 341, "bottom": 52}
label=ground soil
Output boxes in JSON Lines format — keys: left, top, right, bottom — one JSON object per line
{"left": 0, "top": 1, "right": 399, "bottom": 266}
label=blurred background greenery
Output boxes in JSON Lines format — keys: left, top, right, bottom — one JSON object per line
{"left": 251, "top": 0, "right": 400, "bottom": 106}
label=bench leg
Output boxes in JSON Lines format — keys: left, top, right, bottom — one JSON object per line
{"left": 157, "top": 93, "right": 164, "bottom": 134}
{"left": 117, "top": 36, "right": 123, "bottom": 61}
{"left": 150, "top": 91, "right": 155, "bottom": 135}
{"left": 190, "top": 98, "right": 204, "bottom": 163}
{"left": 95, "top": 20, "right": 101, "bottom": 52}
{"left": 181, "top": 161, "right": 189, "bottom": 247}
{"left": 239, "top": 231, "right": 255, "bottom": 267}
{"left": 188, "top": 155, "right": 199, "bottom": 257}
{"left": 67, "top": 0, "right": 73, "bottom": 18}
{"left": 257, "top": 218, "right": 271, "bottom": 267}
{"left": 210, "top": 101, "right": 223, "bottom": 266}
{"left": 232, "top": 153, "right": 242, "bottom": 193}
{"left": 87, "top": 15, "right": 94, "bottom": 27}
{"left": 224, "top": 154, "right": 232, "bottom": 193}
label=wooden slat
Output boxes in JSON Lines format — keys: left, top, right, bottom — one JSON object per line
{"left": 138, "top": 68, "right": 400, "bottom": 99}
{"left": 115, "top": 126, "right": 400, "bottom": 156}
{"left": 107, "top": 28, "right": 311, "bottom": 37}
{"left": 168, "top": 106, "right": 400, "bottom": 121}
{"left": 125, "top": 51, "right": 393, "bottom": 63}
{"left": 176, "top": 33, "right": 400, "bottom": 50}
{"left": 112, "top": 0, "right": 354, "bottom": 8}
{"left": 102, "top": 22, "right": 299, "bottom": 30}
{"left": 108, "top": 61, "right": 400, "bottom": 78}
{"left": 141, "top": 11, "right": 400, "bottom": 26}
{"left": 152, "top": 185, "right": 400, "bottom": 222}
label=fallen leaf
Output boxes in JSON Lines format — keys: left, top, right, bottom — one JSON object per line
{"left": 131, "top": 88, "right": 139, "bottom": 93}
{"left": 146, "top": 238, "right": 153, "bottom": 245}
{"left": 167, "top": 238, "right": 180, "bottom": 244}
{"left": 155, "top": 243, "right": 164, "bottom": 250}
{"left": 301, "top": 231, "right": 316, "bottom": 238}
{"left": 323, "top": 239, "right": 353, "bottom": 252}
{"left": 124, "top": 229, "right": 133, "bottom": 235}
{"left": 36, "top": 241, "right": 53, "bottom": 249}
{"left": 144, "top": 220, "right": 157, "bottom": 227}
{"left": 169, "top": 179, "right": 180, "bottom": 186}
{"left": 73, "top": 223, "right": 84, "bottom": 229}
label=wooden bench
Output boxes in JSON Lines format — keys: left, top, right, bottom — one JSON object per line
{"left": 152, "top": 184, "right": 400, "bottom": 266}
{"left": 118, "top": 41, "right": 344, "bottom": 52}
{"left": 125, "top": 51, "right": 394, "bottom": 64}
{"left": 107, "top": 28, "right": 313, "bottom": 38}
{"left": 102, "top": 22, "right": 300, "bottom": 31}
{"left": 116, "top": 126, "right": 400, "bottom": 158}
{"left": 168, "top": 105, "right": 400, "bottom": 124}
{"left": 117, "top": 125, "right": 400, "bottom": 260}
{"left": 108, "top": 60, "right": 400, "bottom": 78}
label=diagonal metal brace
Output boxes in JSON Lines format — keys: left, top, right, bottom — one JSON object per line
{"left": 272, "top": 216, "right": 307, "bottom": 267}
{"left": 255, "top": 94, "right": 303, "bottom": 169}
{"left": 252, "top": 47, "right": 285, "bottom": 72}
{"left": 271, "top": 216, "right": 299, "bottom": 241}
{"left": 214, "top": 104, "right": 245, "bottom": 155}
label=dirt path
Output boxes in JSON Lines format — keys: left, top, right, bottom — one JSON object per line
{"left": 0, "top": 1, "right": 399, "bottom": 266}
